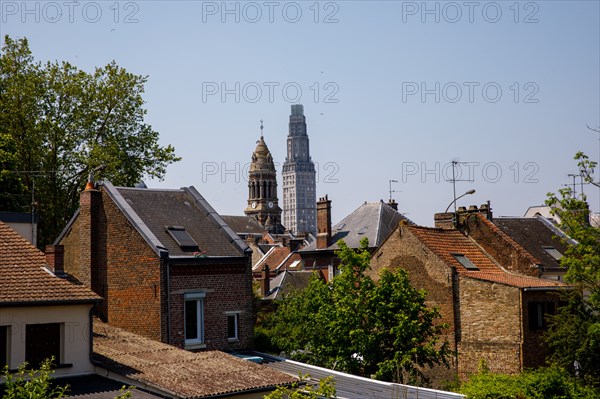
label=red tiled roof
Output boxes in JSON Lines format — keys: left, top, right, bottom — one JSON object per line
{"left": 253, "top": 245, "right": 290, "bottom": 272}
{"left": 408, "top": 225, "right": 566, "bottom": 289}
{"left": 0, "top": 221, "right": 101, "bottom": 305}
{"left": 277, "top": 252, "right": 303, "bottom": 271}
{"left": 93, "top": 321, "right": 297, "bottom": 398}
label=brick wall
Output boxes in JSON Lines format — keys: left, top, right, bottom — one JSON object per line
{"left": 459, "top": 214, "right": 541, "bottom": 277}
{"left": 457, "top": 277, "right": 522, "bottom": 378}
{"left": 168, "top": 259, "right": 254, "bottom": 351}
{"left": 59, "top": 187, "right": 163, "bottom": 342}
{"left": 369, "top": 225, "right": 457, "bottom": 386}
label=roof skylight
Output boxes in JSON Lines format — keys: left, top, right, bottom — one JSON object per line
{"left": 451, "top": 253, "right": 479, "bottom": 270}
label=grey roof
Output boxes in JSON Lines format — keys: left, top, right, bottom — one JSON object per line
{"left": 104, "top": 182, "right": 249, "bottom": 257}
{"left": 264, "top": 270, "right": 313, "bottom": 300}
{"left": 255, "top": 352, "right": 464, "bottom": 399}
{"left": 221, "top": 215, "right": 265, "bottom": 235}
{"left": 493, "top": 216, "right": 572, "bottom": 271}
{"left": 302, "top": 201, "right": 411, "bottom": 251}
{"left": 58, "top": 375, "right": 163, "bottom": 399}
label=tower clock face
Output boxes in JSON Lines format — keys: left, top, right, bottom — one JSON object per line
{"left": 268, "top": 201, "right": 274, "bottom": 208}
{"left": 251, "top": 201, "right": 257, "bottom": 209}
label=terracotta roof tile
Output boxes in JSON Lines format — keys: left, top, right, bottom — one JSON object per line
{"left": 93, "top": 321, "right": 297, "bottom": 398}
{"left": 253, "top": 246, "right": 290, "bottom": 272}
{"left": 408, "top": 225, "right": 566, "bottom": 289}
{"left": 0, "top": 221, "right": 101, "bottom": 305}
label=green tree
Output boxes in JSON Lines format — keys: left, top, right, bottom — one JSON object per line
{"left": 2, "top": 359, "right": 67, "bottom": 399}
{"left": 544, "top": 152, "right": 600, "bottom": 386}
{"left": 263, "top": 239, "right": 449, "bottom": 385}
{"left": 0, "top": 35, "right": 180, "bottom": 247}
{"left": 458, "top": 366, "right": 599, "bottom": 399}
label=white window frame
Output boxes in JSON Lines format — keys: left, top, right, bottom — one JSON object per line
{"left": 184, "top": 292, "right": 205, "bottom": 348}
{"left": 225, "top": 311, "right": 241, "bottom": 342}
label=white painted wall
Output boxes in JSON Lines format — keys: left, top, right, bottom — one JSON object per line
{"left": 0, "top": 304, "right": 94, "bottom": 377}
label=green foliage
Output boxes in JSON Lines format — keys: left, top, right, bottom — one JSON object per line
{"left": 1, "top": 358, "right": 134, "bottom": 399}
{"left": 1, "top": 358, "right": 67, "bottom": 399}
{"left": 544, "top": 152, "right": 600, "bottom": 386}
{"left": 458, "top": 366, "right": 600, "bottom": 399}
{"left": 263, "top": 375, "right": 336, "bottom": 399}
{"left": 260, "top": 238, "right": 449, "bottom": 385}
{"left": 0, "top": 35, "right": 180, "bottom": 247}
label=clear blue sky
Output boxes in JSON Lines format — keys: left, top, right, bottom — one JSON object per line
{"left": 2, "top": 1, "right": 599, "bottom": 226}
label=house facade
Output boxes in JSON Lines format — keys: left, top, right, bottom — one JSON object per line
{"left": 369, "top": 222, "right": 566, "bottom": 384}
{"left": 0, "top": 221, "right": 100, "bottom": 376}
{"left": 299, "top": 196, "right": 409, "bottom": 281}
{"left": 56, "top": 180, "right": 254, "bottom": 352}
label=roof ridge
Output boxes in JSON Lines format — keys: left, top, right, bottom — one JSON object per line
{"left": 103, "top": 181, "right": 165, "bottom": 255}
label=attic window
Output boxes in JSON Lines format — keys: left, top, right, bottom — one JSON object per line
{"left": 166, "top": 226, "right": 199, "bottom": 251}
{"left": 358, "top": 227, "right": 367, "bottom": 235}
{"left": 451, "top": 253, "right": 479, "bottom": 270}
{"left": 542, "top": 246, "right": 563, "bottom": 261}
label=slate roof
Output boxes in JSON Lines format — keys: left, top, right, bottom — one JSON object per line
{"left": 0, "top": 221, "right": 101, "bottom": 305}
{"left": 493, "top": 216, "right": 572, "bottom": 271}
{"left": 92, "top": 321, "right": 297, "bottom": 398}
{"left": 408, "top": 225, "right": 566, "bottom": 289}
{"left": 302, "top": 201, "right": 411, "bottom": 251}
{"left": 97, "top": 182, "right": 249, "bottom": 258}
{"left": 221, "top": 215, "right": 264, "bottom": 235}
{"left": 264, "top": 270, "right": 314, "bottom": 300}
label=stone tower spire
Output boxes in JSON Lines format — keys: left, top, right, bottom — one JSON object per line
{"left": 282, "top": 104, "right": 317, "bottom": 235}
{"left": 245, "top": 121, "right": 284, "bottom": 234}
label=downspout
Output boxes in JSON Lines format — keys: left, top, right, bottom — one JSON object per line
{"left": 159, "top": 249, "right": 171, "bottom": 345}
{"left": 518, "top": 289, "right": 524, "bottom": 371}
{"left": 88, "top": 301, "right": 98, "bottom": 367}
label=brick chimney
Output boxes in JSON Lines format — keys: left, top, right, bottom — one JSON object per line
{"left": 316, "top": 195, "right": 332, "bottom": 249}
{"left": 261, "top": 264, "right": 270, "bottom": 297}
{"left": 45, "top": 245, "right": 64, "bottom": 276}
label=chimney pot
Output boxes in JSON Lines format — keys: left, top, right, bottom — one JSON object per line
{"left": 468, "top": 205, "right": 479, "bottom": 212}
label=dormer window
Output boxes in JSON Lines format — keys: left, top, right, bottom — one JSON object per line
{"left": 166, "top": 226, "right": 199, "bottom": 251}
{"left": 542, "top": 246, "right": 563, "bottom": 260}
{"left": 451, "top": 253, "right": 479, "bottom": 270}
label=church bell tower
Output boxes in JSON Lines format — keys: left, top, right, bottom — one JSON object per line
{"left": 244, "top": 121, "right": 284, "bottom": 234}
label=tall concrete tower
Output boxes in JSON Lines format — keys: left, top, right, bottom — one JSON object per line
{"left": 282, "top": 105, "right": 316, "bottom": 235}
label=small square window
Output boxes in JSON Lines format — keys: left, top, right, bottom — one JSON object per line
{"left": 451, "top": 254, "right": 479, "bottom": 270}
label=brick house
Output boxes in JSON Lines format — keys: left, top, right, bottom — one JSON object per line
{"left": 56, "top": 180, "right": 254, "bottom": 352}
{"left": 0, "top": 221, "right": 100, "bottom": 376}
{"left": 435, "top": 206, "right": 573, "bottom": 281}
{"left": 299, "top": 196, "right": 409, "bottom": 281}
{"left": 369, "top": 222, "right": 566, "bottom": 384}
